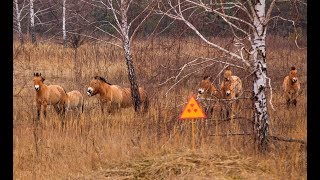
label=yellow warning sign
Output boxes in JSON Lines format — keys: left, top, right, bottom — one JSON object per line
{"left": 179, "top": 94, "right": 206, "bottom": 119}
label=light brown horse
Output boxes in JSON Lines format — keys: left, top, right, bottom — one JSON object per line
{"left": 219, "top": 68, "right": 243, "bottom": 122}
{"left": 283, "top": 66, "right": 301, "bottom": 107}
{"left": 65, "top": 90, "right": 84, "bottom": 113}
{"left": 33, "top": 72, "right": 67, "bottom": 120}
{"left": 87, "top": 76, "right": 149, "bottom": 113}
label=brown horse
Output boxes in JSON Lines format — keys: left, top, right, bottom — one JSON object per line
{"left": 65, "top": 90, "right": 84, "bottom": 113}
{"left": 197, "top": 76, "right": 220, "bottom": 99}
{"left": 87, "top": 76, "right": 149, "bottom": 113}
{"left": 196, "top": 76, "right": 220, "bottom": 118}
{"left": 283, "top": 66, "right": 301, "bottom": 107}
{"left": 33, "top": 72, "right": 67, "bottom": 121}
{"left": 220, "top": 68, "right": 243, "bottom": 122}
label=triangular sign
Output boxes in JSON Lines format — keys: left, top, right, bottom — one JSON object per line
{"left": 179, "top": 94, "right": 206, "bottom": 119}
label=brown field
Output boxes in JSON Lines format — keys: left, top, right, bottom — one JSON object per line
{"left": 13, "top": 36, "right": 307, "bottom": 179}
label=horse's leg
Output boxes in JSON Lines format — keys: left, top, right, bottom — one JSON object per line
{"left": 60, "top": 102, "right": 67, "bottom": 130}
{"left": 230, "top": 103, "right": 234, "bottom": 132}
{"left": 53, "top": 105, "right": 61, "bottom": 114}
{"left": 292, "top": 99, "right": 297, "bottom": 107}
{"left": 43, "top": 102, "right": 48, "bottom": 119}
{"left": 55, "top": 104, "right": 66, "bottom": 130}
{"left": 61, "top": 103, "right": 66, "bottom": 117}
{"left": 36, "top": 102, "right": 41, "bottom": 122}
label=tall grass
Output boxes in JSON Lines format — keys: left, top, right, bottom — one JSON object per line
{"left": 13, "top": 36, "right": 306, "bottom": 179}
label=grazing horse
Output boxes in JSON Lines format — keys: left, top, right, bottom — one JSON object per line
{"left": 283, "top": 66, "right": 301, "bottom": 107}
{"left": 33, "top": 72, "right": 67, "bottom": 121}
{"left": 219, "top": 68, "right": 243, "bottom": 122}
{"left": 65, "top": 90, "right": 84, "bottom": 114}
{"left": 87, "top": 76, "right": 149, "bottom": 114}
{"left": 196, "top": 76, "right": 220, "bottom": 118}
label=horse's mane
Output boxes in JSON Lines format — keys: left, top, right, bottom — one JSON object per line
{"left": 94, "top": 76, "right": 112, "bottom": 85}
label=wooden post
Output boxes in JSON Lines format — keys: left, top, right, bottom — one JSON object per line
{"left": 191, "top": 119, "right": 195, "bottom": 151}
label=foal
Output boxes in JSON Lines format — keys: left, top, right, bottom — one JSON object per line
{"left": 33, "top": 72, "right": 67, "bottom": 121}
{"left": 65, "top": 90, "right": 84, "bottom": 114}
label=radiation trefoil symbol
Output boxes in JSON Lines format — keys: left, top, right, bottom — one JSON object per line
{"left": 179, "top": 94, "right": 206, "bottom": 119}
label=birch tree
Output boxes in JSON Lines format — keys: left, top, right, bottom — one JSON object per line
{"left": 80, "top": 0, "right": 155, "bottom": 111}
{"left": 28, "top": 0, "right": 60, "bottom": 44}
{"left": 13, "top": 0, "right": 29, "bottom": 44}
{"left": 62, "top": 0, "right": 67, "bottom": 47}
{"left": 157, "top": 0, "right": 306, "bottom": 151}
{"left": 29, "top": 0, "right": 36, "bottom": 44}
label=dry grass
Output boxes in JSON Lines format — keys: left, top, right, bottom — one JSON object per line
{"left": 13, "top": 36, "right": 306, "bottom": 179}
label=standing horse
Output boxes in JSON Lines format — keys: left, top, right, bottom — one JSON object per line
{"left": 283, "top": 66, "right": 301, "bottom": 107}
{"left": 220, "top": 68, "right": 243, "bottom": 123}
{"left": 33, "top": 72, "right": 67, "bottom": 121}
{"left": 87, "top": 76, "right": 149, "bottom": 114}
{"left": 65, "top": 90, "right": 84, "bottom": 114}
{"left": 196, "top": 76, "right": 220, "bottom": 118}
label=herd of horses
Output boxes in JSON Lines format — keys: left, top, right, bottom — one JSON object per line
{"left": 33, "top": 73, "right": 149, "bottom": 121}
{"left": 32, "top": 66, "right": 301, "bottom": 123}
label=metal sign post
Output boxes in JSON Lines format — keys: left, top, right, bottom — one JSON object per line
{"left": 179, "top": 94, "right": 206, "bottom": 151}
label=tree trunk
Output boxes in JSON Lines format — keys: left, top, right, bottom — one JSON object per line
{"left": 29, "top": 0, "right": 36, "bottom": 44}
{"left": 62, "top": 0, "right": 67, "bottom": 47}
{"left": 252, "top": 0, "right": 269, "bottom": 151}
{"left": 123, "top": 36, "right": 141, "bottom": 111}
{"left": 14, "top": 0, "right": 24, "bottom": 44}
{"left": 120, "top": 1, "right": 141, "bottom": 112}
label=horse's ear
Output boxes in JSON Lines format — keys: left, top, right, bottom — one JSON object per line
{"left": 39, "top": 73, "right": 42, "bottom": 76}
{"left": 34, "top": 72, "right": 36, "bottom": 76}
{"left": 291, "top": 66, "right": 296, "bottom": 70}
{"left": 203, "top": 75, "right": 210, "bottom": 80}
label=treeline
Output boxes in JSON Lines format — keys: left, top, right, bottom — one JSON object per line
{"left": 13, "top": 0, "right": 307, "bottom": 44}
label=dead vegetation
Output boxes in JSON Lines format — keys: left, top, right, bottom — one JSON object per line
{"left": 13, "top": 36, "right": 306, "bottom": 179}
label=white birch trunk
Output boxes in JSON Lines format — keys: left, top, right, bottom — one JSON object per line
{"left": 120, "top": 0, "right": 141, "bottom": 111}
{"left": 62, "top": 0, "right": 67, "bottom": 47}
{"left": 29, "top": 0, "right": 36, "bottom": 44}
{"left": 252, "top": 0, "right": 269, "bottom": 151}
{"left": 14, "top": 0, "right": 24, "bottom": 44}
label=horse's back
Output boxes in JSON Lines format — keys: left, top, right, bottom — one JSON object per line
{"left": 47, "top": 85, "right": 67, "bottom": 105}
{"left": 117, "top": 86, "right": 148, "bottom": 108}
{"left": 231, "top": 76, "right": 243, "bottom": 97}
{"left": 282, "top": 76, "right": 289, "bottom": 91}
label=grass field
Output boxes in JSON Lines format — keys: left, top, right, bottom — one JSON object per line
{"left": 13, "top": 36, "right": 306, "bottom": 179}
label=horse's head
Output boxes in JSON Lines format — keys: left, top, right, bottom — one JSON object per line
{"left": 197, "top": 76, "right": 217, "bottom": 98}
{"left": 289, "top": 66, "right": 298, "bottom": 84}
{"left": 223, "top": 68, "right": 232, "bottom": 82}
{"left": 221, "top": 80, "right": 233, "bottom": 98}
{"left": 33, "top": 72, "right": 45, "bottom": 91}
{"left": 87, "top": 76, "right": 109, "bottom": 96}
